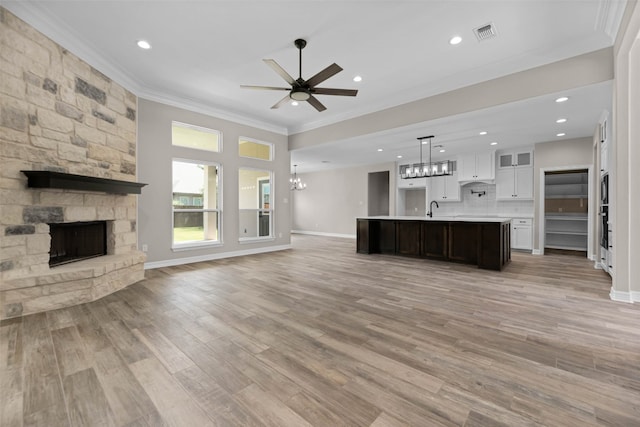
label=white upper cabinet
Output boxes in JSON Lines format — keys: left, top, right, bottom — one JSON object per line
{"left": 398, "top": 177, "right": 427, "bottom": 189}
{"left": 458, "top": 151, "right": 495, "bottom": 182}
{"left": 429, "top": 171, "right": 460, "bottom": 202}
{"left": 497, "top": 167, "right": 534, "bottom": 200}
{"left": 497, "top": 150, "right": 532, "bottom": 169}
{"left": 496, "top": 149, "right": 533, "bottom": 200}
{"left": 599, "top": 113, "right": 609, "bottom": 176}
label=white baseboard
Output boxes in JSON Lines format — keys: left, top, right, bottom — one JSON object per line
{"left": 609, "top": 288, "right": 640, "bottom": 303}
{"left": 532, "top": 249, "right": 543, "bottom": 255}
{"left": 291, "top": 230, "right": 356, "bottom": 239}
{"left": 144, "top": 244, "right": 292, "bottom": 270}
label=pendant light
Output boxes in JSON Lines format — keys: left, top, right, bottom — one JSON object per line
{"left": 290, "top": 164, "right": 306, "bottom": 190}
{"left": 399, "top": 135, "right": 453, "bottom": 179}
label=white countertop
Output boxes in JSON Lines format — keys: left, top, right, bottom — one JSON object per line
{"left": 359, "top": 216, "right": 511, "bottom": 223}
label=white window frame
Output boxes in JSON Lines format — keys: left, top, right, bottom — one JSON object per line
{"left": 171, "top": 158, "right": 223, "bottom": 250}
{"left": 238, "top": 136, "right": 274, "bottom": 161}
{"left": 172, "top": 121, "right": 223, "bottom": 153}
{"left": 238, "top": 167, "right": 274, "bottom": 243}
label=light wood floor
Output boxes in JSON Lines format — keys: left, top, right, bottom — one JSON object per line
{"left": 2, "top": 235, "right": 640, "bottom": 427}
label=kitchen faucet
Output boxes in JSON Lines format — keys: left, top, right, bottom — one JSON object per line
{"left": 427, "top": 200, "right": 439, "bottom": 218}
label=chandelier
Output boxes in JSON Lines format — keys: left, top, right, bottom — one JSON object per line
{"left": 290, "top": 164, "right": 306, "bottom": 190}
{"left": 399, "top": 135, "right": 453, "bottom": 179}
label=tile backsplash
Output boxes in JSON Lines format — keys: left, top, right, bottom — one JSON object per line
{"left": 430, "top": 182, "right": 533, "bottom": 217}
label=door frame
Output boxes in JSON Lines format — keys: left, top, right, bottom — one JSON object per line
{"left": 536, "top": 164, "right": 594, "bottom": 259}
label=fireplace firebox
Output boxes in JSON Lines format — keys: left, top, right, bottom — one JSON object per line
{"left": 49, "top": 221, "right": 107, "bottom": 267}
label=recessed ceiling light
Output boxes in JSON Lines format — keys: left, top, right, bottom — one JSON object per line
{"left": 556, "top": 118, "right": 567, "bottom": 123}
{"left": 449, "top": 36, "right": 462, "bottom": 45}
{"left": 439, "top": 149, "right": 446, "bottom": 153}
{"left": 137, "top": 40, "right": 151, "bottom": 49}
{"left": 291, "top": 101, "right": 299, "bottom": 106}
{"left": 555, "top": 96, "right": 569, "bottom": 103}
{"left": 397, "top": 155, "right": 403, "bottom": 159}
{"left": 479, "top": 131, "right": 488, "bottom": 135}
{"left": 490, "top": 142, "right": 498, "bottom": 146}
{"left": 377, "top": 148, "right": 383, "bottom": 152}
{"left": 353, "top": 75, "right": 362, "bottom": 82}
{"left": 557, "top": 133, "right": 566, "bottom": 137}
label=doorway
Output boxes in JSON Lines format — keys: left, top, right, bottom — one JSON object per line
{"left": 543, "top": 169, "right": 589, "bottom": 256}
{"left": 368, "top": 171, "right": 389, "bottom": 216}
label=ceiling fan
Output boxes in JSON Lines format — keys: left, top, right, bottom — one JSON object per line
{"left": 241, "top": 39, "right": 358, "bottom": 112}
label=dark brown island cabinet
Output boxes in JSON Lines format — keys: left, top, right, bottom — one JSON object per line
{"left": 357, "top": 217, "right": 511, "bottom": 271}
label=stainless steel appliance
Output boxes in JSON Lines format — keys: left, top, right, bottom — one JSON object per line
{"left": 600, "top": 206, "right": 609, "bottom": 249}
{"left": 601, "top": 173, "right": 609, "bottom": 205}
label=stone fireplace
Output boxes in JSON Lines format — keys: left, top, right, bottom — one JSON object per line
{"left": 1, "top": 193, "right": 146, "bottom": 319}
{"left": 0, "top": 8, "right": 145, "bottom": 319}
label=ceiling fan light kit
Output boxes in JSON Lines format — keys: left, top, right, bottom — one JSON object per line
{"left": 399, "top": 136, "right": 454, "bottom": 179}
{"left": 241, "top": 38, "right": 358, "bottom": 112}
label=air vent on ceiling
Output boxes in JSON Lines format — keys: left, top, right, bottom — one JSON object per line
{"left": 474, "top": 23, "right": 497, "bottom": 41}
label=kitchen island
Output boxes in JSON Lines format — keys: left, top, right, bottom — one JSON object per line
{"left": 357, "top": 216, "right": 511, "bottom": 271}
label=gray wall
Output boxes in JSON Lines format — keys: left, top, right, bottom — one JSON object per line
{"left": 291, "top": 162, "right": 396, "bottom": 236}
{"left": 137, "top": 99, "right": 290, "bottom": 265}
{"left": 403, "top": 189, "right": 426, "bottom": 216}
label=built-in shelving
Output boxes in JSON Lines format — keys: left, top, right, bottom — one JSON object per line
{"left": 544, "top": 170, "right": 589, "bottom": 252}
{"left": 544, "top": 172, "right": 588, "bottom": 199}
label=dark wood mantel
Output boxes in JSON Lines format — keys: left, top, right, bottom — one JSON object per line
{"left": 22, "top": 171, "right": 147, "bottom": 195}
{"left": 357, "top": 217, "right": 511, "bottom": 271}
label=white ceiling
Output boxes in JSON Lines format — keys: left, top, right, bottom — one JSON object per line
{"left": 5, "top": 1, "right": 627, "bottom": 172}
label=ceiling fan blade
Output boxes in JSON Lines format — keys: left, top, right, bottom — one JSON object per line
{"left": 306, "top": 63, "right": 343, "bottom": 87}
{"left": 240, "top": 85, "right": 290, "bottom": 91}
{"left": 263, "top": 59, "right": 296, "bottom": 85}
{"left": 270, "top": 94, "right": 292, "bottom": 109}
{"left": 311, "top": 88, "right": 358, "bottom": 97}
{"left": 307, "top": 95, "right": 327, "bottom": 112}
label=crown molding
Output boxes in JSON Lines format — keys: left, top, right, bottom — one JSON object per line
{"left": 596, "top": 0, "right": 629, "bottom": 41}
{"left": 137, "top": 89, "right": 288, "bottom": 135}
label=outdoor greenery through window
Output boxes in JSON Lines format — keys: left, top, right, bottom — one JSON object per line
{"left": 239, "top": 138, "right": 273, "bottom": 161}
{"left": 239, "top": 168, "right": 272, "bottom": 239}
{"left": 172, "top": 122, "right": 221, "bottom": 152}
{"left": 172, "top": 160, "right": 221, "bottom": 247}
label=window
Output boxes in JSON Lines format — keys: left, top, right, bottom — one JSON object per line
{"left": 239, "top": 138, "right": 273, "bottom": 161}
{"left": 239, "top": 168, "right": 273, "bottom": 240}
{"left": 172, "top": 160, "right": 221, "bottom": 248}
{"left": 172, "top": 122, "right": 221, "bottom": 152}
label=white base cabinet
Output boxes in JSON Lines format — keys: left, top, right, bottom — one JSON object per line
{"left": 511, "top": 218, "right": 532, "bottom": 250}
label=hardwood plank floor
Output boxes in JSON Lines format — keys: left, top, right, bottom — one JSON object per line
{"left": 2, "top": 234, "right": 640, "bottom": 426}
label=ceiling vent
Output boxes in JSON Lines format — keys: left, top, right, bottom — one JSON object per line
{"left": 474, "top": 23, "right": 497, "bottom": 42}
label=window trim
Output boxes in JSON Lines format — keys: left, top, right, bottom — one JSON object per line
{"left": 171, "top": 158, "right": 223, "bottom": 250}
{"left": 172, "top": 121, "right": 223, "bottom": 153}
{"left": 238, "top": 167, "right": 274, "bottom": 242}
{"left": 238, "top": 136, "right": 274, "bottom": 161}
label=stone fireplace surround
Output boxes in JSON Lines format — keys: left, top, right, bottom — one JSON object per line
{"left": 0, "top": 8, "right": 145, "bottom": 319}
{"left": 1, "top": 194, "right": 146, "bottom": 319}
